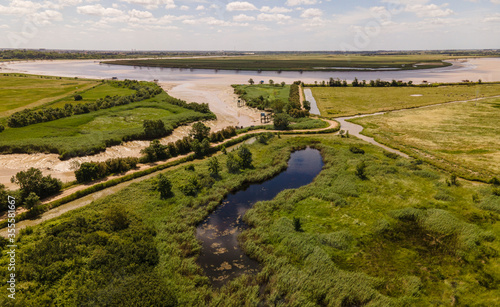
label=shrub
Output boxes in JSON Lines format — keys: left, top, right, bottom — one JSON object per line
{"left": 293, "top": 217, "right": 303, "bottom": 232}
{"left": 155, "top": 173, "right": 172, "bottom": 199}
{"left": 489, "top": 177, "right": 500, "bottom": 186}
{"left": 238, "top": 145, "right": 253, "bottom": 169}
{"left": 349, "top": 146, "right": 365, "bottom": 154}
{"left": 74, "top": 94, "right": 83, "bottom": 101}
{"left": 141, "top": 140, "right": 169, "bottom": 162}
{"left": 75, "top": 162, "right": 104, "bottom": 183}
{"left": 257, "top": 132, "right": 274, "bottom": 144}
{"left": 355, "top": 161, "right": 367, "bottom": 180}
{"left": 24, "top": 192, "right": 40, "bottom": 210}
{"left": 11, "top": 167, "right": 62, "bottom": 199}
{"left": 179, "top": 177, "right": 199, "bottom": 196}
{"left": 273, "top": 113, "right": 290, "bottom": 130}
{"left": 208, "top": 157, "right": 220, "bottom": 178}
{"left": 143, "top": 119, "right": 167, "bottom": 139}
{"left": 226, "top": 153, "right": 240, "bottom": 174}
{"left": 104, "top": 205, "right": 130, "bottom": 230}
{"left": 0, "top": 125, "right": 4, "bottom": 133}
{"left": 383, "top": 151, "right": 399, "bottom": 159}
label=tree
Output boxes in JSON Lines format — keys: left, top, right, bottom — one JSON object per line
{"left": 190, "top": 138, "right": 211, "bottom": 157}
{"left": 156, "top": 173, "right": 172, "bottom": 199}
{"left": 0, "top": 125, "right": 4, "bottom": 133}
{"left": 248, "top": 78, "right": 255, "bottom": 85}
{"left": 74, "top": 94, "right": 83, "bottom": 101}
{"left": 226, "top": 153, "right": 240, "bottom": 174}
{"left": 141, "top": 140, "right": 168, "bottom": 162}
{"left": 269, "top": 79, "right": 274, "bottom": 86}
{"left": 273, "top": 113, "right": 289, "bottom": 130}
{"left": 189, "top": 122, "right": 211, "bottom": 141}
{"left": 303, "top": 100, "right": 311, "bottom": 111}
{"left": 75, "top": 162, "right": 103, "bottom": 183}
{"left": 11, "top": 167, "right": 62, "bottom": 198}
{"left": 238, "top": 145, "right": 252, "bottom": 169}
{"left": 143, "top": 119, "right": 167, "bottom": 139}
{"left": 208, "top": 157, "right": 220, "bottom": 177}
{"left": 24, "top": 192, "right": 40, "bottom": 210}
{"left": 281, "top": 81, "right": 286, "bottom": 87}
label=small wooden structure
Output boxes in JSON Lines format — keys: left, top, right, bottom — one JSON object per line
{"left": 261, "top": 112, "right": 272, "bottom": 124}
{"left": 237, "top": 99, "right": 245, "bottom": 107}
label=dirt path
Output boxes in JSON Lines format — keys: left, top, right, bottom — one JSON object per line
{"left": 0, "top": 118, "right": 339, "bottom": 236}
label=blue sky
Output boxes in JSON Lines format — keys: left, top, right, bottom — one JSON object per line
{"left": 0, "top": 0, "right": 499, "bottom": 51}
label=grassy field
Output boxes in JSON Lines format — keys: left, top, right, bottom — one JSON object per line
{"left": 352, "top": 97, "right": 500, "bottom": 181}
{"left": 105, "top": 54, "right": 455, "bottom": 72}
{"left": 0, "top": 92, "right": 215, "bottom": 158}
{"left": 311, "top": 83, "right": 500, "bottom": 117}
{"left": 47, "top": 83, "right": 136, "bottom": 108}
{"left": 233, "top": 84, "right": 290, "bottom": 103}
{"left": 0, "top": 74, "right": 98, "bottom": 116}
{"left": 2, "top": 135, "right": 498, "bottom": 306}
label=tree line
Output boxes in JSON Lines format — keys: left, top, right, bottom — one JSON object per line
{"left": 7, "top": 80, "right": 162, "bottom": 128}
{"left": 75, "top": 157, "right": 139, "bottom": 183}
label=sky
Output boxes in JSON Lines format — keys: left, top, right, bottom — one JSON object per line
{"left": 0, "top": 0, "right": 499, "bottom": 51}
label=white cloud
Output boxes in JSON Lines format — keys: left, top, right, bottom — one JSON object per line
{"left": 0, "top": 24, "right": 10, "bottom": 29}
{"left": 128, "top": 9, "right": 153, "bottom": 19}
{"left": 485, "top": 13, "right": 500, "bottom": 22}
{"left": 253, "top": 24, "right": 270, "bottom": 31}
{"left": 301, "top": 8, "right": 323, "bottom": 18}
{"left": 226, "top": 1, "right": 258, "bottom": 11}
{"left": 196, "top": 5, "right": 205, "bottom": 11}
{"left": 492, "top": 0, "right": 500, "bottom": 4}
{"left": 120, "top": 0, "right": 174, "bottom": 10}
{"left": 406, "top": 3, "right": 453, "bottom": 18}
{"left": 77, "top": 4, "right": 124, "bottom": 17}
{"left": 233, "top": 14, "right": 255, "bottom": 21}
{"left": 180, "top": 5, "right": 189, "bottom": 11}
{"left": 261, "top": 6, "right": 292, "bottom": 13}
{"left": 286, "top": 0, "right": 317, "bottom": 6}
{"left": 257, "top": 13, "right": 291, "bottom": 23}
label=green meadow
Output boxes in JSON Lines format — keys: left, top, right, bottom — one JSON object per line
{"left": 47, "top": 83, "right": 136, "bottom": 108}
{"left": 1, "top": 135, "right": 498, "bottom": 306}
{"left": 0, "top": 73, "right": 97, "bottom": 116}
{"left": 351, "top": 97, "right": 500, "bottom": 181}
{"left": 311, "top": 83, "right": 500, "bottom": 117}
{"left": 0, "top": 92, "right": 215, "bottom": 159}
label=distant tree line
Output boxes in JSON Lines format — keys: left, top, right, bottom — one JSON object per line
{"left": 8, "top": 80, "right": 163, "bottom": 128}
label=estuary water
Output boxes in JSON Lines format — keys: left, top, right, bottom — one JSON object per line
{"left": 196, "top": 148, "right": 324, "bottom": 286}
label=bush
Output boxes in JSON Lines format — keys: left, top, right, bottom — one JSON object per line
{"left": 238, "top": 145, "right": 253, "bottom": 169}
{"left": 74, "top": 94, "right": 83, "bottom": 101}
{"left": 273, "top": 113, "right": 290, "bottom": 130}
{"left": 257, "top": 132, "right": 274, "bottom": 145}
{"left": 208, "top": 157, "right": 221, "bottom": 177}
{"left": 141, "top": 140, "right": 169, "bottom": 162}
{"left": 355, "top": 161, "right": 367, "bottom": 180}
{"left": 189, "top": 122, "right": 211, "bottom": 141}
{"left": 24, "top": 192, "right": 40, "bottom": 210}
{"left": 143, "top": 119, "right": 167, "bottom": 139}
{"left": 0, "top": 125, "right": 4, "bottom": 133}
{"left": 11, "top": 167, "right": 62, "bottom": 199}
{"left": 383, "top": 151, "right": 399, "bottom": 159}
{"left": 293, "top": 217, "right": 303, "bottom": 232}
{"left": 349, "top": 146, "right": 365, "bottom": 154}
{"left": 226, "top": 153, "right": 241, "bottom": 174}
{"left": 75, "top": 162, "right": 105, "bottom": 183}
{"left": 155, "top": 173, "right": 172, "bottom": 199}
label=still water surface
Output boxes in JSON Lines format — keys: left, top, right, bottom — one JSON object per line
{"left": 196, "top": 148, "right": 324, "bottom": 286}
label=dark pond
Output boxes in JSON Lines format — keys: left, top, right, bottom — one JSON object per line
{"left": 196, "top": 147, "right": 324, "bottom": 286}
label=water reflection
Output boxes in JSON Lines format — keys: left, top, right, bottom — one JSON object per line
{"left": 196, "top": 148, "right": 324, "bottom": 286}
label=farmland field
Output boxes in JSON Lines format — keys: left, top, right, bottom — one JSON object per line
{"left": 1, "top": 135, "right": 497, "bottom": 306}
{"left": 351, "top": 97, "right": 500, "bottom": 181}
{"left": 105, "top": 54, "right": 456, "bottom": 72}
{"left": 311, "top": 83, "right": 500, "bottom": 117}
{"left": 0, "top": 73, "right": 98, "bottom": 116}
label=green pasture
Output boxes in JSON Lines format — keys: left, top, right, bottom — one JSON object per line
{"left": 47, "top": 83, "right": 136, "bottom": 108}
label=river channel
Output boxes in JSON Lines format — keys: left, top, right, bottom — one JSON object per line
{"left": 196, "top": 147, "right": 324, "bottom": 286}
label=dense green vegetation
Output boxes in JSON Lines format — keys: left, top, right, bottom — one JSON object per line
{"left": 311, "top": 83, "right": 500, "bottom": 117}
{"left": 2, "top": 135, "right": 498, "bottom": 305}
{"left": 105, "top": 54, "right": 458, "bottom": 71}
{"left": 48, "top": 83, "right": 136, "bottom": 109}
{"left": 232, "top": 84, "right": 290, "bottom": 111}
{"left": 7, "top": 80, "right": 163, "bottom": 127}
{"left": 0, "top": 73, "right": 97, "bottom": 116}
{"left": 351, "top": 97, "right": 500, "bottom": 182}
{"left": 0, "top": 91, "right": 215, "bottom": 159}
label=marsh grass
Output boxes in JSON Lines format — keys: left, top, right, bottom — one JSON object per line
{"left": 1, "top": 135, "right": 498, "bottom": 306}
{"left": 353, "top": 98, "right": 500, "bottom": 181}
